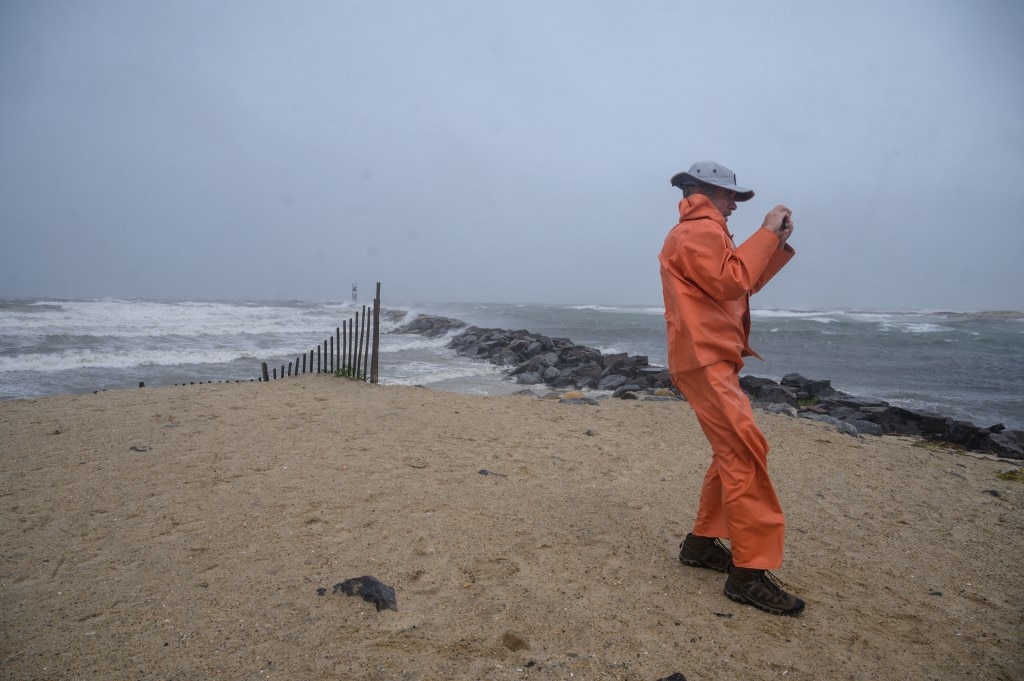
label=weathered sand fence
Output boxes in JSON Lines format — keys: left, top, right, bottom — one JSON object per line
{"left": 261, "top": 283, "right": 381, "bottom": 384}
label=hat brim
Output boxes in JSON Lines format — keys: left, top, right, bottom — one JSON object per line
{"left": 670, "top": 172, "right": 755, "bottom": 202}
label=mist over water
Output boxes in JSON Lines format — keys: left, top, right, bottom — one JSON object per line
{"left": 1, "top": 299, "right": 1021, "bottom": 431}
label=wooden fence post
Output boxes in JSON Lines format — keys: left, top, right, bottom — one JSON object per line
{"left": 344, "top": 317, "right": 352, "bottom": 372}
{"left": 358, "top": 305, "right": 368, "bottom": 379}
{"left": 371, "top": 282, "right": 381, "bottom": 383}
{"left": 355, "top": 309, "right": 363, "bottom": 378}
{"left": 364, "top": 305, "right": 370, "bottom": 378}
{"left": 354, "top": 314, "right": 360, "bottom": 374}
{"left": 262, "top": 362, "right": 269, "bottom": 382}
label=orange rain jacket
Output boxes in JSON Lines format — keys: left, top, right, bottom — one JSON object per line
{"left": 659, "top": 195, "right": 795, "bottom": 374}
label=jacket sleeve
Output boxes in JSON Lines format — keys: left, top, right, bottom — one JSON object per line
{"left": 752, "top": 242, "right": 795, "bottom": 294}
{"left": 681, "top": 223, "right": 786, "bottom": 302}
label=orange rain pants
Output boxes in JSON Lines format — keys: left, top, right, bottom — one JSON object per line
{"left": 673, "top": 360, "right": 785, "bottom": 570}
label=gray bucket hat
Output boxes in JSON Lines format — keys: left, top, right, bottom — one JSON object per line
{"left": 670, "top": 161, "right": 754, "bottom": 201}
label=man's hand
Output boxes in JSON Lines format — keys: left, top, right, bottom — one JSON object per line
{"left": 762, "top": 205, "right": 794, "bottom": 247}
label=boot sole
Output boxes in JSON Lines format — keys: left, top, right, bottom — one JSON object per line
{"left": 679, "top": 555, "right": 730, "bottom": 573}
{"left": 724, "top": 586, "right": 806, "bottom": 616}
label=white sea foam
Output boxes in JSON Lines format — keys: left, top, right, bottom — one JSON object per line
{"left": 566, "top": 304, "right": 663, "bottom": 315}
{"left": 3, "top": 299, "right": 363, "bottom": 338}
{"left": 379, "top": 359, "right": 506, "bottom": 387}
{"left": 752, "top": 308, "right": 937, "bottom": 321}
{"left": 0, "top": 346, "right": 266, "bottom": 373}
{"left": 378, "top": 336, "right": 451, "bottom": 353}
{"left": 878, "top": 322, "right": 953, "bottom": 333}
{"left": 751, "top": 309, "right": 837, "bottom": 318}
{"left": 844, "top": 312, "right": 904, "bottom": 322}
{"left": 751, "top": 309, "right": 964, "bottom": 327}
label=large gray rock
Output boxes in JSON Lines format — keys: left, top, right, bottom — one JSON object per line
{"left": 489, "top": 349, "right": 519, "bottom": 366}
{"left": 516, "top": 372, "right": 542, "bottom": 385}
{"left": 395, "top": 315, "right": 465, "bottom": 338}
{"left": 762, "top": 403, "right": 798, "bottom": 418}
{"left": 598, "top": 374, "right": 628, "bottom": 391}
{"left": 847, "top": 419, "right": 884, "bottom": 437}
{"left": 986, "top": 430, "right": 1024, "bottom": 459}
{"left": 801, "top": 413, "right": 861, "bottom": 438}
{"left": 612, "top": 384, "right": 643, "bottom": 398}
{"left": 758, "top": 383, "right": 799, "bottom": 407}
{"left": 740, "top": 375, "right": 779, "bottom": 398}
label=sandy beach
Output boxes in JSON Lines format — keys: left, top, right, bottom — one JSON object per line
{"left": 1, "top": 375, "right": 1021, "bottom": 680}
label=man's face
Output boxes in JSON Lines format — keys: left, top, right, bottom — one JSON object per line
{"left": 707, "top": 187, "right": 738, "bottom": 221}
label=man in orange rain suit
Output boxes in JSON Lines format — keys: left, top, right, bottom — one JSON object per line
{"left": 659, "top": 161, "right": 805, "bottom": 616}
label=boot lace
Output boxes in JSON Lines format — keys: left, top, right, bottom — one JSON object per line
{"left": 759, "top": 571, "right": 787, "bottom": 596}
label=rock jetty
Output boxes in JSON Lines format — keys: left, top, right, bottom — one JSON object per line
{"left": 394, "top": 313, "right": 1023, "bottom": 460}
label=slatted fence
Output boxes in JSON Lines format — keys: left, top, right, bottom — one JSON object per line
{"left": 260, "top": 282, "right": 381, "bottom": 384}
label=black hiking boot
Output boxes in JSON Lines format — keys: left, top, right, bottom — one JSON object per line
{"left": 724, "top": 567, "right": 805, "bottom": 616}
{"left": 679, "top": 533, "right": 732, "bottom": 573}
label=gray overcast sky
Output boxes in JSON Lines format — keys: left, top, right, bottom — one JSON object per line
{"left": 2, "top": 1, "right": 1022, "bottom": 310}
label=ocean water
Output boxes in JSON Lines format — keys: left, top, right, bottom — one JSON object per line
{"left": 1, "top": 298, "right": 1022, "bottom": 431}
